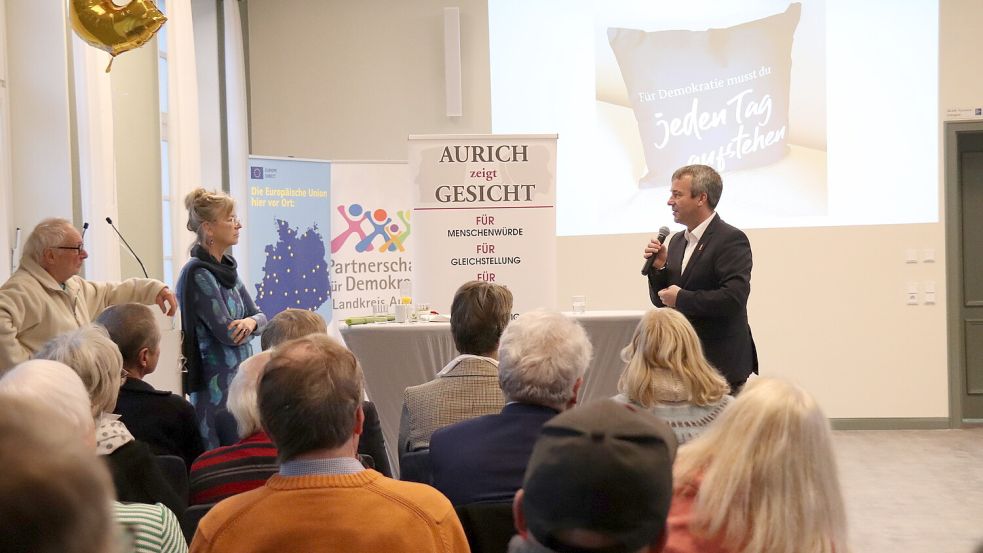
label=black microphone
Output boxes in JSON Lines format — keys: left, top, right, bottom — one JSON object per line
{"left": 641, "top": 226, "right": 672, "bottom": 276}
{"left": 81, "top": 222, "right": 89, "bottom": 241}
{"left": 106, "top": 217, "right": 148, "bottom": 278}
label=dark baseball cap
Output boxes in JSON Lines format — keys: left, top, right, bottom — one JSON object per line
{"left": 521, "top": 399, "right": 678, "bottom": 553}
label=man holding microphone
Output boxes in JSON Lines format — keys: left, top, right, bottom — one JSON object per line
{"left": 643, "top": 165, "right": 757, "bottom": 392}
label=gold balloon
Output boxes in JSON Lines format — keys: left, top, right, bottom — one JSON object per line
{"left": 69, "top": 0, "right": 167, "bottom": 72}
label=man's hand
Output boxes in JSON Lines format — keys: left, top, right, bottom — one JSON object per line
{"left": 657, "top": 285, "right": 681, "bottom": 308}
{"left": 643, "top": 237, "right": 669, "bottom": 272}
{"left": 228, "top": 317, "right": 258, "bottom": 345}
{"left": 156, "top": 287, "right": 178, "bottom": 316}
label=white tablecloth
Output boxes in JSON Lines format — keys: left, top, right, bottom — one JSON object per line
{"left": 341, "top": 310, "right": 644, "bottom": 475}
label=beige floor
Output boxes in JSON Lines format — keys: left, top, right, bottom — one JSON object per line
{"left": 834, "top": 428, "right": 983, "bottom": 553}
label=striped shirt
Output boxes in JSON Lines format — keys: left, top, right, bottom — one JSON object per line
{"left": 189, "top": 432, "right": 278, "bottom": 506}
{"left": 114, "top": 502, "right": 187, "bottom": 553}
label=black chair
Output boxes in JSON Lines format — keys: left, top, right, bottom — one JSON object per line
{"left": 155, "top": 454, "right": 189, "bottom": 506}
{"left": 181, "top": 503, "right": 214, "bottom": 544}
{"left": 398, "top": 449, "right": 432, "bottom": 485}
{"left": 455, "top": 501, "right": 515, "bottom": 553}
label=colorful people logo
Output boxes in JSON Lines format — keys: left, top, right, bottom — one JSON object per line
{"left": 330, "top": 203, "right": 411, "bottom": 254}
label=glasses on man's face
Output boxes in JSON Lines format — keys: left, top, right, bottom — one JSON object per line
{"left": 53, "top": 244, "right": 85, "bottom": 255}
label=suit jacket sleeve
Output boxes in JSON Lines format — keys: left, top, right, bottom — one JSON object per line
{"left": 675, "top": 229, "right": 752, "bottom": 318}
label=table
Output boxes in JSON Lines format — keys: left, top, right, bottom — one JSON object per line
{"left": 340, "top": 310, "right": 644, "bottom": 475}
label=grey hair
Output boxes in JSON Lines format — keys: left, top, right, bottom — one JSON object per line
{"left": 0, "top": 359, "right": 96, "bottom": 437}
{"left": 227, "top": 351, "right": 271, "bottom": 439}
{"left": 497, "top": 310, "right": 592, "bottom": 408}
{"left": 22, "top": 218, "right": 74, "bottom": 264}
{"left": 34, "top": 326, "right": 124, "bottom": 417}
{"left": 672, "top": 165, "right": 723, "bottom": 209}
{"left": 95, "top": 304, "right": 160, "bottom": 369}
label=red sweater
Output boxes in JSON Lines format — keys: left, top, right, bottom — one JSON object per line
{"left": 189, "top": 432, "right": 278, "bottom": 505}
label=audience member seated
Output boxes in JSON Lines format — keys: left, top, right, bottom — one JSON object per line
{"left": 399, "top": 281, "right": 512, "bottom": 456}
{"left": 0, "top": 217, "right": 177, "bottom": 372}
{"left": 261, "top": 307, "right": 391, "bottom": 476}
{"left": 510, "top": 399, "right": 677, "bottom": 553}
{"left": 614, "top": 308, "right": 732, "bottom": 445}
{"left": 190, "top": 334, "right": 469, "bottom": 553}
{"left": 97, "top": 303, "right": 204, "bottom": 469}
{"left": 0, "top": 359, "right": 187, "bottom": 553}
{"left": 430, "top": 310, "right": 592, "bottom": 506}
{"left": 189, "top": 350, "right": 277, "bottom": 506}
{"left": 665, "top": 378, "right": 848, "bottom": 553}
{"left": 35, "top": 325, "right": 186, "bottom": 518}
{"left": 0, "top": 395, "right": 117, "bottom": 553}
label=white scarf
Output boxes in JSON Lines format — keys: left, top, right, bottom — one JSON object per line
{"left": 96, "top": 413, "right": 135, "bottom": 455}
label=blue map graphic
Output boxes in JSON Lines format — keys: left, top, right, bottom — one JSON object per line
{"left": 254, "top": 219, "right": 331, "bottom": 316}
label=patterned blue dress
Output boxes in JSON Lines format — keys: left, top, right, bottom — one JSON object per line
{"left": 184, "top": 268, "right": 267, "bottom": 449}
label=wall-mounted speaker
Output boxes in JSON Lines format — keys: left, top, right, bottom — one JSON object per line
{"left": 444, "top": 7, "right": 462, "bottom": 117}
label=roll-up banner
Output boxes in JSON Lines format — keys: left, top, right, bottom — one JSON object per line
{"left": 246, "top": 156, "right": 333, "bottom": 323}
{"left": 408, "top": 134, "right": 557, "bottom": 314}
{"left": 328, "top": 161, "right": 414, "bottom": 320}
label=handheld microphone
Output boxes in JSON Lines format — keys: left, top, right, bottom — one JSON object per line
{"left": 81, "top": 222, "right": 89, "bottom": 240}
{"left": 641, "top": 226, "right": 672, "bottom": 276}
{"left": 106, "top": 217, "right": 149, "bottom": 278}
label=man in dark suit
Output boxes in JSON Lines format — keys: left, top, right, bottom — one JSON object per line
{"left": 428, "top": 310, "right": 593, "bottom": 506}
{"left": 643, "top": 165, "right": 757, "bottom": 390}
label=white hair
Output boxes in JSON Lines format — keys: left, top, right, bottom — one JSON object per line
{"left": 0, "top": 359, "right": 96, "bottom": 439}
{"left": 34, "top": 326, "right": 124, "bottom": 416}
{"left": 228, "top": 351, "right": 271, "bottom": 439}
{"left": 21, "top": 218, "right": 74, "bottom": 264}
{"left": 497, "top": 310, "right": 592, "bottom": 408}
{"left": 673, "top": 378, "right": 848, "bottom": 553}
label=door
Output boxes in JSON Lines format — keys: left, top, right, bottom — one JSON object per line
{"left": 948, "top": 124, "right": 983, "bottom": 422}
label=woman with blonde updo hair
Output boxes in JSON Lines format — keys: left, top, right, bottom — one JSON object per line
{"left": 177, "top": 188, "right": 267, "bottom": 448}
{"left": 614, "top": 308, "right": 731, "bottom": 444}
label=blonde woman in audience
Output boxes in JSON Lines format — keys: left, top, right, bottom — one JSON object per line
{"left": 665, "top": 378, "right": 848, "bottom": 553}
{"left": 0, "top": 360, "right": 187, "bottom": 553}
{"left": 614, "top": 308, "right": 731, "bottom": 444}
{"left": 35, "top": 326, "right": 185, "bottom": 518}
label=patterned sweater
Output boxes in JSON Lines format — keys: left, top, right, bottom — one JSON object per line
{"left": 613, "top": 393, "right": 732, "bottom": 445}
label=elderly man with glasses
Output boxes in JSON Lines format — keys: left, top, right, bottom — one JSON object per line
{"left": 0, "top": 218, "right": 177, "bottom": 372}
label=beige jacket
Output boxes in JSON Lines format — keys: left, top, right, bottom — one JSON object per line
{"left": 0, "top": 257, "right": 166, "bottom": 372}
{"left": 398, "top": 355, "right": 505, "bottom": 454}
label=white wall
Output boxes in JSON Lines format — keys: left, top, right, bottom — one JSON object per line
{"left": 192, "top": 0, "right": 223, "bottom": 189}
{"left": 111, "top": 41, "right": 164, "bottom": 280}
{"left": 0, "top": 0, "right": 13, "bottom": 280}
{"left": 246, "top": 0, "right": 491, "bottom": 160}
{"left": 5, "top": 1, "right": 74, "bottom": 234}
